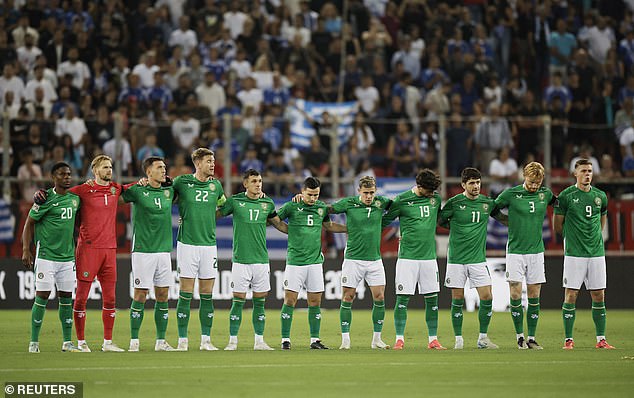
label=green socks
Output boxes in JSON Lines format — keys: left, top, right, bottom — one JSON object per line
{"left": 308, "top": 306, "right": 321, "bottom": 338}
{"left": 130, "top": 300, "right": 144, "bottom": 339}
{"left": 199, "top": 293, "right": 214, "bottom": 336}
{"left": 280, "top": 304, "right": 294, "bottom": 339}
{"left": 479, "top": 299, "right": 493, "bottom": 333}
{"left": 451, "top": 298, "right": 464, "bottom": 336}
{"left": 58, "top": 296, "right": 73, "bottom": 342}
{"left": 510, "top": 298, "right": 524, "bottom": 334}
{"left": 592, "top": 301, "right": 606, "bottom": 337}
{"left": 154, "top": 301, "right": 169, "bottom": 339}
{"left": 229, "top": 298, "right": 245, "bottom": 336}
{"left": 31, "top": 296, "right": 48, "bottom": 342}
{"left": 394, "top": 295, "right": 410, "bottom": 336}
{"left": 252, "top": 297, "right": 266, "bottom": 336}
{"left": 562, "top": 302, "right": 576, "bottom": 339}
{"left": 424, "top": 294, "right": 439, "bottom": 337}
{"left": 372, "top": 300, "right": 385, "bottom": 333}
{"left": 527, "top": 297, "right": 540, "bottom": 337}
{"left": 176, "top": 291, "right": 193, "bottom": 338}
{"left": 340, "top": 301, "right": 352, "bottom": 333}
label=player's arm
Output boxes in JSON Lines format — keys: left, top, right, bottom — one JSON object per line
{"left": 21, "top": 216, "right": 36, "bottom": 270}
{"left": 118, "top": 182, "right": 138, "bottom": 204}
{"left": 382, "top": 200, "right": 399, "bottom": 229}
{"left": 267, "top": 214, "right": 288, "bottom": 234}
{"left": 554, "top": 214, "right": 564, "bottom": 234}
{"left": 490, "top": 205, "right": 508, "bottom": 226}
{"left": 438, "top": 201, "right": 451, "bottom": 229}
{"left": 323, "top": 220, "right": 347, "bottom": 233}
{"left": 553, "top": 193, "right": 566, "bottom": 235}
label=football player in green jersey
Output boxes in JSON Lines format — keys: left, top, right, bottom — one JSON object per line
{"left": 440, "top": 167, "right": 506, "bottom": 350}
{"left": 495, "top": 162, "right": 555, "bottom": 350}
{"left": 554, "top": 159, "right": 615, "bottom": 350}
{"left": 22, "top": 162, "right": 81, "bottom": 353}
{"left": 331, "top": 176, "right": 392, "bottom": 350}
{"left": 278, "top": 177, "right": 347, "bottom": 350}
{"left": 122, "top": 157, "right": 177, "bottom": 352}
{"left": 174, "top": 148, "right": 226, "bottom": 351}
{"left": 219, "top": 169, "right": 288, "bottom": 351}
{"left": 382, "top": 169, "right": 446, "bottom": 350}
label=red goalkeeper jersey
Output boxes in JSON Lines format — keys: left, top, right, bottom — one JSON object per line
{"left": 71, "top": 182, "right": 123, "bottom": 249}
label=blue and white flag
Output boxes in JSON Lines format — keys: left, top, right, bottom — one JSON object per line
{"left": 287, "top": 100, "right": 357, "bottom": 151}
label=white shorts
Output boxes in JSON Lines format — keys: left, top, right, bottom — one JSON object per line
{"left": 131, "top": 252, "right": 173, "bottom": 289}
{"left": 445, "top": 262, "right": 492, "bottom": 289}
{"left": 284, "top": 263, "right": 325, "bottom": 293}
{"left": 177, "top": 242, "right": 218, "bottom": 280}
{"left": 341, "top": 259, "right": 385, "bottom": 288}
{"left": 563, "top": 256, "right": 606, "bottom": 290}
{"left": 506, "top": 252, "right": 546, "bottom": 285}
{"left": 231, "top": 262, "right": 270, "bottom": 293}
{"left": 34, "top": 258, "right": 75, "bottom": 292}
{"left": 395, "top": 259, "right": 440, "bottom": 295}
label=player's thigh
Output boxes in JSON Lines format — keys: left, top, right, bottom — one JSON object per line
{"left": 505, "top": 253, "right": 528, "bottom": 283}
{"left": 284, "top": 264, "right": 308, "bottom": 293}
{"left": 341, "top": 259, "right": 365, "bottom": 288}
{"left": 467, "top": 262, "right": 492, "bottom": 288}
{"left": 525, "top": 252, "right": 546, "bottom": 285}
{"left": 563, "top": 256, "right": 588, "bottom": 290}
{"left": 76, "top": 245, "right": 105, "bottom": 282}
{"left": 250, "top": 263, "right": 271, "bottom": 293}
{"left": 417, "top": 259, "right": 440, "bottom": 295}
{"left": 131, "top": 252, "right": 155, "bottom": 289}
{"left": 33, "top": 258, "right": 56, "bottom": 291}
{"left": 444, "top": 263, "right": 468, "bottom": 288}
{"left": 54, "top": 260, "right": 76, "bottom": 292}
{"left": 395, "top": 259, "right": 419, "bottom": 295}
{"left": 96, "top": 249, "right": 118, "bottom": 285}
{"left": 153, "top": 253, "right": 173, "bottom": 288}
{"left": 585, "top": 256, "right": 606, "bottom": 290}
{"left": 305, "top": 263, "right": 325, "bottom": 293}
{"left": 231, "top": 262, "right": 253, "bottom": 293}
{"left": 365, "top": 259, "right": 385, "bottom": 287}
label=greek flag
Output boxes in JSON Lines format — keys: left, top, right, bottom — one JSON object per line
{"left": 288, "top": 100, "right": 357, "bottom": 151}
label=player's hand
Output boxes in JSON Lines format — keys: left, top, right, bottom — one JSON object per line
{"left": 291, "top": 194, "right": 303, "bottom": 203}
{"left": 137, "top": 177, "right": 149, "bottom": 186}
{"left": 33, "top": 189, "right": 48, "bottom": 205}
{"left": 258, "top": 192, "right": 266, "bottom": 199}
{"left": 85, "top": 179, "right": 95, "bottom": 187}
{"left": 161, "top": 176, "right": 173, "bottom": 187}
{"left": 22, "top": 249, "right": 34, "bottom": 270}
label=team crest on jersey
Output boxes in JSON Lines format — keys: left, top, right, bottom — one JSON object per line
{"left": 31, "top": 204, "right": 40, "bottom": 212}
{"left": 538, "top": 192, "right": 545, "bottom": 201}
{"left": 72, "top": 199, "right": 78, "bottom": 207}
{"left": 284, "top": 280, "right": 288, "bottom": 287}
{"left": 342, "top": 276, "right": 347, "bottom": 283}
{"left": 482, "top": 203, "right": 489, "bottom": 211}
{"left": 134, "top": 278, "right": 140, "bottom": 285}
{"left": 317, "top": 208, "right": 324, "bottom": 216}
{"left": 374, "top": 200, "right": 381, "bottom": 208}
{"left": 445, "top": 278, "right": 450, "bottom": 284}
{"left": 209, "top": 183, "right": 216, "bottom": 191}
{"left": 594, "top": 197, "right": 601, "bottom": 206}
{"left": 397, "top": 284, "right": 403, "bottom": 291}
{"left": 430, "top": 198, "right": 436, "bottom": 206}
{"left": 83, "top": 271, "right": 89, "bottom": 278}
{"left": 261, "top": 203, "right": 268, "bottom": 210}
{"left": 110, "top": 186, "right": 117, "bottom": 195}
{"left": 38, "top": 272, "right": 44, "bottom": 279}
{"left": 164, "top": 190, "right": 171, "bottom": 198}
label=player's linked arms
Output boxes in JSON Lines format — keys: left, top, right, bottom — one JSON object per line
{"left": 267, "top": 216, "right": 288, "bottom": 234}
{"left": 490, "top": 206, "right": 509, "bottom": 226}
{"left": 323, "top": 221, "right": 347, "bottom": 233}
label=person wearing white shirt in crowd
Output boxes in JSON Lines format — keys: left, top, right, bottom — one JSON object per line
{"left": 283, "top": 14, "right": 311, "bottom": 47}
{"left": 28, "top": 56, "right": 58, "bottom": 89}
{"left": 168, "top": 15, "right": 198, "bottom": 57}
{"left": 569, "top": 146, "right": 601, "bottom": 176}
{"left": 577, "top": 15, "right": 615, "bottom": 65}
{"left": 236, "top": 76, "right": 264, "bottom": 114}
{"left": 25, "top": 87, "right": 52, "bottom": 119}
{"left": 132, "top": 51, "right": 161, "bottom": 88}
{"left": 16, "top": 34, "right": 42, "bottom": 74}
{"left": 489, "top": 146, "right": 519, "bottom": 197}
{"left": 224, "top": 2, "right": 248, "bottom": 39}
{"left": 54, "top": 105, "right": 88, "bottom": 156}
{"left": 102, "top": 132, "right": 133, "bottom": 176}
{"left": 229, "top": 49, "right": 252, "bottom": 80}
{"left": 57, "top": 47, "right": 91, "bottom": 91}
{"left": 2, "top": 91, "right": 21, "bottom": 119}
{"left": 172, "top": 109, "right": 201, "bottom": 152}
{"left": 17, "top": 149, "right": 43, "bottom": 202}
{"left": 196, "top": 71, "right": 226, "bottom": 116}
{"left": 25, "top": 64, "right": 57, "bottom": 103}
{"left": 0, "top": 64, "right": 25, "bottom": 106}
{"left": 354, "top": 75, "right": 380, "bottom": 117}
{"left": 12, "top": 14, "right": 39, "bottom": 48}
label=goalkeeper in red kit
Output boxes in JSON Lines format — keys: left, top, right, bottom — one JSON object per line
{"left": 35, "top": 155, "right": 137, "bottom": 352}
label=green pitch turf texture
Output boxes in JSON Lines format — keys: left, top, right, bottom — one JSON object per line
{"left": 1, "top": 309, "right": 633, "bottom": 398}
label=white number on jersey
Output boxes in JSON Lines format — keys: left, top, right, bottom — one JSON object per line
{"left": 195, "top": 190, "right": 209, "bottom": 202}
{"left": 154, "top": 197, "right": 162, "bottom": 209}
{"left": 585, "top": 205, "right": 592, "bottom": 218}
{"left": 249, "top": 209, "right": 260, "bottom": 221}
{"left": 419, "top": 205, "right": 430, "bottom": 218}
{"left": 529, "top": 201, "right": 535, "bottom": 213}
{"left": 60, "top": 207, "right": 73, "bottom": 219}
{"left": 307, "top": 214, "right": 314, "bottom": 226}
{"left": 471, "top": 211, "right": 480, "bottom": 223}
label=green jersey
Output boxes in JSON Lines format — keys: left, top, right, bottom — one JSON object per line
{"left": 331, "top": 195, "right": 392, "bottom": 261}
{"left": 28, "top": 189, "right": 80, "bottom": 262}
{"left": 440, "top": 193, "right": 495, "bottom": 264}
{"left": 278, "top": 200, "right": 330, "bottom": 266}
{"left": 554, "top": 185, "right": 607, "bottom": 257}
{"left": 495, "top": 185, "right": 555, "bottom": 254}
{"left": 219, "top": 192, "right": 276, "bottom": 264}
{"left": 122, "top": 184, "right": 174, "bottom": 253}
{"left": 173, "top": 174, "right": 226, "bottom": 246}
{"left": 382, "top": 190, "right": 441, "bottom": 260}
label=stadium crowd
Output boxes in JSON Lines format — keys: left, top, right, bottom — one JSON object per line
{"left": 2, "top": 0, "right": 634, "bottom": 202}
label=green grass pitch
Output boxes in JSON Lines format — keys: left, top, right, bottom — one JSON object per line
{"left": 1, "top": 309, "right": 633, "bottom": 398}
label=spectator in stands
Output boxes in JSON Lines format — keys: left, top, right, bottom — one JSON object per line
{"left": 474, "top": 103, "right": 514, "bottom": 171}
{"left": 347, "top": 111, "right": 375, "bottom": 161}
{"left": 16, "top": 33, "right": 41, "bottom": 75}
{"left": 240, "top": 146, "right": 264, "bottom": 174}
{"left": 17, "top": 149, "right": 42, "bottom": 203}
{"left": 418, "top": 119, "right": 439, "bottom": 170}
{"left": 172, "top": 74, "right": 195, "bottom": 107}
{"left": 60, "top": 133, "right": 83, "bottom": 175}
{"left": 57, "top": 47, "right": 91, "bottom": 92}
{"left": 54, "top": 104, "right": 87, "bottom": 154}
{"left": 146, "top": 71, "right": 173, "bottom": 112}
{"left": 172, "top": 108, "right": 200, "bottom": 153}
{"left": 578, "top": 15, "right": 615, "bottom": 66}
{"left": 618, "top": 75, "right": 634, "bottom": 106}
{"left": 168, "top": 151, "right": 194, "bottom": 177}
{"left": 303, "top": 135, "right": 330, "bottom": 178}
{"left": 246, "top": 124, "right": 272, "bottom": 165}
{"left": 24, "top": 124, "right": 45, "bottom": 165}
{"left": 387, "top": 118, "right": 418, "bottom": 177}
{"left": 118, "top": 73, "right": 147, "bottom": 106}
{"left": 266, "top": 150, "right": 293, "bottom": 197}
{"left": 543, "top": 72, "right": 572, "bottom": 112}
{"left": 136, "top": 133, "right": 165, "bottom": 170}
{"left": 132, "top": 51, "right": 160, "bottom": 89}
{"left": 619, "top": 26, "right": 634, "bottom": 72}
{"left": 489, "top": 146, "right": 518, "bottom": 198}
{"left": 452, "top": 70, "right": 481, "bottom": 115}
{"left": 548, "top": 18, "right": 577, "bottom": 81}
{"left": 168, "top": 15, "right": 198, "bottom": 57}
{"left": 102, "top": 131, "right": 133, "bottom": 177}
{"left": 0, "top": 63, "right": 24, "bottom": 106}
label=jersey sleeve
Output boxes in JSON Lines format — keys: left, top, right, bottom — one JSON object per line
{"left": 266, "top": 198, "right": 277, "bottom": 218}
{"left": 547, "top": 188, "right": 557, "bottom": 206}
{"left": 382, "top": 197, "right": 400, "bottom": 228}
{"left": 439, "top": 198, "right": 453, "bottom": 226}
{"left": 601, "top": 191, "right": 608, "bottom": 215}
{"left": 122, "top": 184, "right": 138, "bottom": 203}
{"left": 216, "top": 181, "right": 226, "bottom": 207}
{"left": 28, "top": 201, "right": 48, "bottom": 221}
{"left": 379, "top": 196, "right": 393, "bottom": 211}
{"left": 277, "top": 202, "right": 290, "bottom": 221}
{"left": 330, "top": 198, "right": 348, "bottom": 214}
{"left": 219, "top": 195, "right": 234, "bottom": 216}
{"left": 494, "top": 189, "right": 510, "bottom": 209}
{"left": 553, "top": 190, "right": 567, "bottom": 215}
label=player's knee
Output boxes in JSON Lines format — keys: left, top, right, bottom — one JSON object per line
{"left": 590, "top": 289, "right": 605, "bottom": 302}
{"left": 373, "top": 292, "right": 385, "bottom": 301}
{"left": 284, "top": 296, "right": 297, "bottom": 306}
